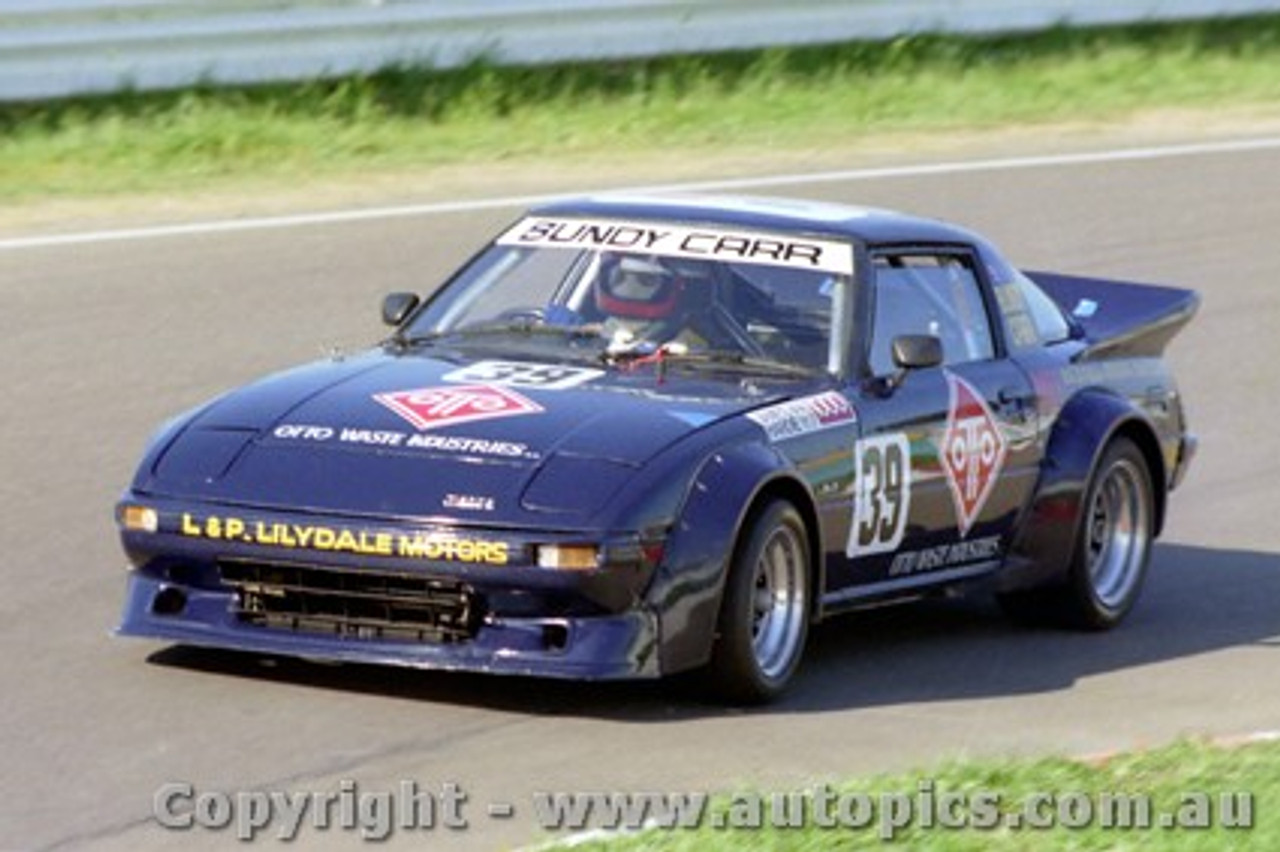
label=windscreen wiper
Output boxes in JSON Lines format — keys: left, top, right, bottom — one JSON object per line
{"left": 400, "top": 320, "right": 605, "bottom": 348}
{"left": 604, "top": 343, "right": 816, "bottom": 379}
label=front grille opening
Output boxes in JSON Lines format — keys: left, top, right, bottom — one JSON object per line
{"left": 218, "top": 560, "right": 483, "bottom": 644}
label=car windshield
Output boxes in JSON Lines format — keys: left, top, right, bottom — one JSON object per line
{"left": 403, "top": 215, "right": 856, "bottom": 375}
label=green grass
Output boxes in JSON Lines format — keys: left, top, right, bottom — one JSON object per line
{"left": 544, "top": 737, "right": 1279, "bottom": 850}
{"left": 3, "top": 14, "right": 1280, "bottom": 202}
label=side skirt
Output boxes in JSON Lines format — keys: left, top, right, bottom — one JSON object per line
{"left": 818, "top": 560, "right": 1002, "bottom": 617}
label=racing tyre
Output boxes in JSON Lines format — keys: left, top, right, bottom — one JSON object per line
{"left": 708, "top": 500, "right": 810, "bottom": 703}
{"left": 1000, "top": 436, "right": 1154, "bottom": 630}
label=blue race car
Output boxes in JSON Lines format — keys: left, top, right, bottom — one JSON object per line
{"left": 116, "top": 194, "right": 1198, "bottom": 702}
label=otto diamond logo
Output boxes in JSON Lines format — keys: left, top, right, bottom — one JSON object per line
{"left": 374, "top": 384, "right": 543, "bottom": 431}
{"left": 941, "top": 373, "right": 1008, "bottom": 537}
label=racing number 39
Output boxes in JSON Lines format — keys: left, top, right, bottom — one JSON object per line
{"left": 847, "top": 433, "right": 912, "bottom": 557}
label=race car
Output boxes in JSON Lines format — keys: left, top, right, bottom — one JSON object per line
{"left": 115, "top": 193, "right": 1198, "bottom": 702}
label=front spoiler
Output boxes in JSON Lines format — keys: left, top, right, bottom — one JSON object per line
{"left": 116, "top": 572, "right": 661, "bottom": 680}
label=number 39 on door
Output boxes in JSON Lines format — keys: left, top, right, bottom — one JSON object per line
{"left": 846, "top": 433, "right": 912, "bottom": 558}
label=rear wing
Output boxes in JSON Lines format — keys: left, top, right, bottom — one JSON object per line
{"left": 1026, "top": 271, "right": 1200, "bottom": 360}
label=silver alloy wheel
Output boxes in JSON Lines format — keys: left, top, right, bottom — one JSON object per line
{"left": 1085, "top": 457, "right": 1151, "bottom": 610}
{"left": 750, "top": 523, "right": 807, "bottom": 680}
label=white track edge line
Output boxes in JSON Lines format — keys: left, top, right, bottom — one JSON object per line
{"left": 4, "top": 136, "right": 1280, "bottom": 252}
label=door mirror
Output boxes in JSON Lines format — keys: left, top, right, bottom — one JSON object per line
{"left": 381, "top": 292, "right": 420, "bottom": 327}
{"left": 891, "top": 334, "right": 943, "bottom": 371}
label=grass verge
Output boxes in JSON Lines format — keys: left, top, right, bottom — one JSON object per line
{"left": 3, "top": 14, "right": 1280, "bottom": 203}
{"left": 542, "top": 737, "right": 1279, "bottom": 850}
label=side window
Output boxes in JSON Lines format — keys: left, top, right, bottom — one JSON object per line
{"left": 1013, "top": 271, "right": 1072, "bottom": 344}
{"left": 868, "top": 252, "right": 995, "bottom": 375}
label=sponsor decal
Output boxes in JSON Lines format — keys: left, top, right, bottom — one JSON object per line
{"left": 443, "top": 360, "right": 603, "bottom": 390}
{"left": 888, "top": 534, "right": 1002, "bottom": 578}
{"left": 747, "top": 392, "right": 855, "bottom": 442}
{"left": 374, "top": 384, "right": 543, "bottom": 432}
{"left": 498, "top": 216, "right": 855, "bottom": 276}
{"left": 179, "top": 513, "right": 510, "bottom": 565}
{"left": 1072, "top": 298, "right": 1099, "bottom": 318}
{"left": 941, "top": 372, "right": 1008, "bottom": 537}
{"left": 395, "top": 534, "right": 509, "bottom": 565}
{"left": 269, "top": 424, "right": 537, "bottom": 459}
{"left": 846, "top": 432, "right": 912, "bottom": 558}
{"left": 1060, "top": 360, "right": 1168, "bottom": 389}
{"left": 403, "top": 434, "right": 534, "bottom": 458}
{"left": 442, "top": 493, "right": 496, "bottom": 512}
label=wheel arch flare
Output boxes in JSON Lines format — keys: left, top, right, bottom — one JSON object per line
{"left": 1000, "top": 388, "right": 1167, "bottom": 593}
{"left": 643, "top": 439, "right": 822, "bottom": 676}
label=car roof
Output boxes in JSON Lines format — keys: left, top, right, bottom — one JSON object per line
{"left": 529, "top": 192, "right": 991, "bottom": 248}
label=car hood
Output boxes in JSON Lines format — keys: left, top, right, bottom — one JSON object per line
{"left": 136, "top": 351, "right": 808, "bottom": 522}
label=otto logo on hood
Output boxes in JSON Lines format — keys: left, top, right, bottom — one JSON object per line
{"left": 374, "top": 384, "right": 544, "bottom": 431}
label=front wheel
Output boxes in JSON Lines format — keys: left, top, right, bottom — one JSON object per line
{"left": 707, "top": 500, "right": 811, "bottom": 703}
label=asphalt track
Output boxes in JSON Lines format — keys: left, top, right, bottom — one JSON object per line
{"left": 2, "top": 138, "right": 1279, "bottom": 851}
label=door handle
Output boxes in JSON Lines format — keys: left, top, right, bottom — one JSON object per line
{"left": 997, "top": 385, "right": 1032, "bottom": 404}
{"left": 996, "top": 386, "right": 1034, "bottom": 422}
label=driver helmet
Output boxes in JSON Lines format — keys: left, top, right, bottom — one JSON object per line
{"left": 595, "top": 255, "right": 681, "bottom": 320}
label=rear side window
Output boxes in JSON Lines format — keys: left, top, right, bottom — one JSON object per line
{"left": 1014, "top": 271, "right": 1072, "bottom": 344}
{"left": 868, "top": 253, "right": 995, "bottom": 375}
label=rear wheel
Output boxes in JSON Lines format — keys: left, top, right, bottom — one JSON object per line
{"left": 1000, "top": 436, "right": 1154, "bottom": 629}
{"left": 708, "top": 500, "right": 810, "bottom": 703}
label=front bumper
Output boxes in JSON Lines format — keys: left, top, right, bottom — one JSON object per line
{"left": 117, "top": 571, "right": 661, "bottom": 679}
{"left": 114, "top": 499, "right": 663, "bottom": 680}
